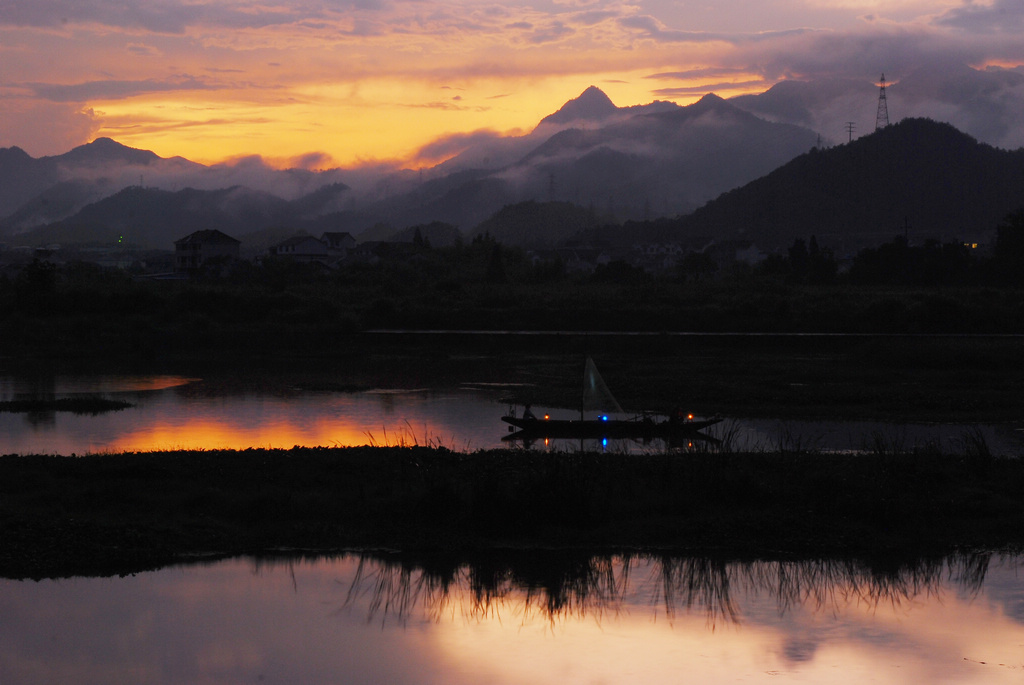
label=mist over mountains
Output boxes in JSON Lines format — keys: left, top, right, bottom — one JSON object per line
{"left": 2, "top": 65, "right": 1024, "bottom": 253}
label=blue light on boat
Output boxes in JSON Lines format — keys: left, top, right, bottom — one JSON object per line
{"left": 600, "top": 415, "right": 608, "bottom": 421}
{"left": 602, "top": 438, "right": 608, "bottom": 447}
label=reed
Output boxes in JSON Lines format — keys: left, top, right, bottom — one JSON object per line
{"left": 1, "top": 445, "right": 1022, "bottom": 580}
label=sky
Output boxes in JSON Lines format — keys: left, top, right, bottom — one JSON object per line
{"left": 2, "top": 0, "right": 1024, "bottom": 168}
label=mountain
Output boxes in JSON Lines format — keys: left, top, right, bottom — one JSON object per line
{"left": 539, "top": 86, "right": 619, "bottom": 126}
{"left": 0, "top": 88, "right": 823, "bottom": 248}
{"left": 538, "top": 85, "right": 679, "bottom": 128}
{"left": 0, "top": 139, "right": 345, "bottom": 237}
{"left": 17, "top": 185, "right": 299, "bottom": 248}
{"left": 673, "top": 118, "right": 1024, "bottom": 252}
{"left": 0, "top": 179, "right": 120, "bottom": 233}
{"left": 0, "top": 82, "right": 913, "bottom": 248}
{"left": 53, "top": 137, "right": 162, "bottom": 168}
{"left": 471, "top": 201, "right": 598, "bottom": 247}
{"left": 500, "top": 93, "right": 818, "bottom": 220}
{"left": 362, "top": 90, "right": 819, "bottom": 231}
{"left": 0, "top": 138, "right": 200, "bottom": 225}
{"left": 0, "top": 146, "right": 60, "bottom": 220}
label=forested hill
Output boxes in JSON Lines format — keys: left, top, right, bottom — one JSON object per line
{"left": 673, "top": 118, "right": 1024, "bottom": 253}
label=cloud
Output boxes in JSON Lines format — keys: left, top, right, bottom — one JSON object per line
{"left": 935, "top": 0, "right": 1024, "bottom": 34}
{"left": 618, "top": 14, "right": 816, "bottom": 45}
{"left": 0, "top": 102, "right": 100, "bottom": 156}
{"left": 652, "top": 80, "right": 769, "bottom": 97}
{"left": 527, "top": 21, "right": 575, "bottom": 44}
{"left": 413, "top": 129, "right": 508, "bottom": 162}
{"left": 729, "top": 62, "right": 1024, "bottom": 150}
{"left": 726, "top": 27, "right": 980, "bottom": 81}
{"left": 289, "top": 151, "right": 337, "bottom": 170}
{"left": 571, "top": 9, "right": 620, "bottom": 26}
{"left": 126, "top": 42, "right": 160, "bottom": 57}
{"left": 645, "top": 67, "right": 755, "bottom": 81}
{"left": 412, "top": 128, "right": 537, "bottom": 169}
{"left": 0, "top": 0, "right": 322, "bottom": 34}
{"left": 617, "top": 15, "right": 726, "bottom": 43}
{"left": 30, "top": 76, "right": 219, "bottom": 102}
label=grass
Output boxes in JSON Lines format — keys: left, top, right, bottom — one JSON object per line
{"left": 0, "top": 444, "right": 1022, "bottom": 580}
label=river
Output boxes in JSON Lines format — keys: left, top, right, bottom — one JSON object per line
{"left": 1, "top": 372, "right": 1022, "bottom": 456}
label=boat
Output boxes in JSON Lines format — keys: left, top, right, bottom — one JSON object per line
{"left": 501, "top": 356, "right": 721, "bottom": 442}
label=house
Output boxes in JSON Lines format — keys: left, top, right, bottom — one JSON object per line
{"left": 320, "top": 232, "right": 356, "bottom": 257}
{"left": 174, "top": 229, "right": 241, "bottom": 273}
{"left": 268, "top": 235, "right": 330, "bottom": 263}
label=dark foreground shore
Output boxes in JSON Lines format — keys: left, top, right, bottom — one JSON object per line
{"left": 2, "top": 446, "right": 1022, "bottom": 579}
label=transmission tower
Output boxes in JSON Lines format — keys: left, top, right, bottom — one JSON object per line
{"left": 875, "top": 73, "right": 890, "bottom": 130}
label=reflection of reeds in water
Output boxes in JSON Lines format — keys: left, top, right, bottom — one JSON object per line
{"left": 343, "top": 552, "right": 631, "bottom": 626}
{"left": 341, "top": 550, "right": 1003, "bottom": 628}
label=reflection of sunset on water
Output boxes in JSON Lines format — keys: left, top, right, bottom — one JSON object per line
{"left": 100, "top": 417, "right": 434, "bottom": 452}
{"left": 404, "top": 557, "right": 1024, "bottom": 685}
{"left": 1, "top": 383, "right": 502, "bottom": 455}
{"left": 2, "top": 555, "right": 1021, "bottom": 684}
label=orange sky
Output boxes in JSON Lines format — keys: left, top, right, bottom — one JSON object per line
{"left": 2, "top": 0, "right": 1024, "bottom": 166}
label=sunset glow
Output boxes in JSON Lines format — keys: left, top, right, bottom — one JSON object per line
{"left": 4, "top": 0, "right": 1024, "bottom": 164}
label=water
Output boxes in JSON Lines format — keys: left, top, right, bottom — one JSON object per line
{"left": 1, "top": 373, "right": 1022, "bottom": 456}
{"left": 1, "top": 552, "right": 1021, "bottom": 684}
{"left": 3, "top": 372, "right": 1023, "bottom": 683}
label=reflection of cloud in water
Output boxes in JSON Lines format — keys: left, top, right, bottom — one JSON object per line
{"left": 2, "top": 552, "right": 1022, "bottom": 685}
{"left": 781, "top": 636, "right": 818, "bottom": 662}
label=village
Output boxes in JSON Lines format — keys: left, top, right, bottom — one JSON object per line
{"left": 0, "top": 227, "right": 785, "bottom": 281}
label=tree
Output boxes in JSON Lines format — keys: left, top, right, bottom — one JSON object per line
{"left": 678, "top": 252, "right": 718, "bottom": 282}
{"left": 485, "top": 244, "right": 508, "bottom": 283}
{"left": 993, "top": 210, "right": 1024, "bottom": 286}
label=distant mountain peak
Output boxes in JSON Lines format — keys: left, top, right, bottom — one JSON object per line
{"left": 696, "top": 92, "right": 725, "bottom": 104}
{"left": 540, "top": 86, "right": 619, "bottom": 126}
{"left": 56, "top": 137, "right": 160, "bottom": 166}
{"left": 689, "top": 93, "right": 732, "bottom": 113}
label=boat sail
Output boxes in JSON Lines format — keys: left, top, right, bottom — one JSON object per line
{"left": 581, "top": 356, "right": 623, "bottom": 417}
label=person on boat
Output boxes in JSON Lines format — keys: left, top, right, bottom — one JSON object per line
{"left": 523, "top": 404, "right": 536, "bottom": 420}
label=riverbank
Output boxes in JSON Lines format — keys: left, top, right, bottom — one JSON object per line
{"left": 1, "top": 445, "right": 1021, "bottom": 579}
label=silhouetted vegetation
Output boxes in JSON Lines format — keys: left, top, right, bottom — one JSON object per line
{"left": 1, "top": 445, "right": 1022, "bottom": 579}
{"left": 5, "top": 210, "right": 1024, "bottom": 360}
